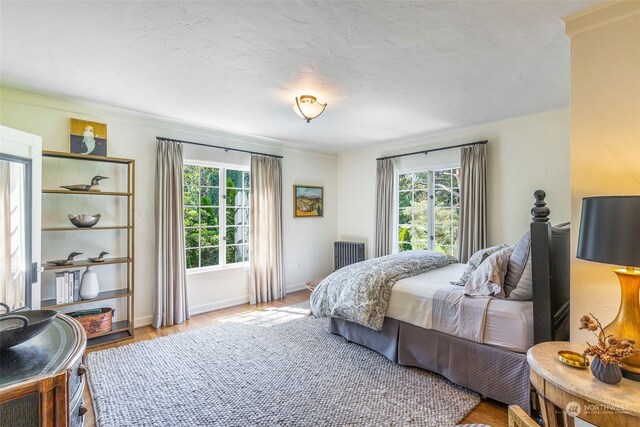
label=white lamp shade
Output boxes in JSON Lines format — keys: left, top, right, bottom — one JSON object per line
{"left": 293, "top": 96, "right": 326, "bottom": 121}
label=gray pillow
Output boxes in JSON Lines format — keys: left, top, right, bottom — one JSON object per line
{"left": 464, "top": 246, "right": 514, "bottom": 298}
{"left": 504, "top": 232, "right": 533, "bottom": 300}
{"left": 451, "top": 244, "right": 510, "bottom": 286}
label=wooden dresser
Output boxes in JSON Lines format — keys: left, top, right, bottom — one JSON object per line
{"left": 0, "top": 313, "right": 87, "bottom": 427}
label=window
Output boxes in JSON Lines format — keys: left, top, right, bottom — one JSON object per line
{"left": 397, "top": 167, "right": 460, "bottom": 257}
{"left": 183, "top": 163, "right": 250, "bottom": 270}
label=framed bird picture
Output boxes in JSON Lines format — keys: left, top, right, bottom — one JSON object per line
{"left": 70, "top": 118, "right": 108, "bottom": 156}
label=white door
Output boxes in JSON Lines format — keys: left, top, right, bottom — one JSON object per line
{"left": 0, "top": 125, "right": 42, "bottom": 310}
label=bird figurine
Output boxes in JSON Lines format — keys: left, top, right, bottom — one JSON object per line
{"left": 47, "top": 252, "right": 83, "bottom": 266}
{"left": 60, "top": 175, "right": 109, "bottom": 192}
{"left": 82, "top": 125, "right": 96, "bottom": 155}
{"left": 88, "top": 251, "right": 109, "bottom": 263}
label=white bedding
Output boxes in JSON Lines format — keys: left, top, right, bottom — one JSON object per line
{"left": 386, "top": 263, "right": 534, "bottom": 353}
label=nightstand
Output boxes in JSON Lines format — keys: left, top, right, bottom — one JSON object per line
{"left": 527, "top": 341, "right": 640, "bottom": 427}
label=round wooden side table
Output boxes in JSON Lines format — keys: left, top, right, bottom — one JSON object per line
{"left": 527, "top": 341, "right": 640, "bottom": 427}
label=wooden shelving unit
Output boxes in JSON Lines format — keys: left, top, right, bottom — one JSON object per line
{"left": 42, "top": 225, "right": 131, "bottom": 231}
{"left": 42, "top": 189, "right": 132, "bottom": 196}
{"left": 42, "top": 256, "right": 132, "bottom": 271}
{"left": 41, "top": 150, "right": 135, "bottom": 348}
{"left": 41, "top": 288, "right": 132, "bottom": 310}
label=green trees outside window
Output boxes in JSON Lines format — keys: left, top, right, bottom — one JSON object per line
{"left": 183, "top": 164, "right": 250, "bottom": 269}
{"left": 397, "top": 168, "right": 459, "bottom": 257}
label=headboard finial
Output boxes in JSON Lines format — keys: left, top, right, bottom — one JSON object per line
{"left": 531, "top": 190, "right": 550, "bottom": 223}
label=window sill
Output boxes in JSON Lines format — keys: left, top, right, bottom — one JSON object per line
{"left": 186, "top": 262, "right": 250, "bottom": 275}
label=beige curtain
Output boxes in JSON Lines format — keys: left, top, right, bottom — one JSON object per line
{"left": 0, "top": 161, "right": 26, "bottom": 311}
{"left": 249, "top": 155, "right": 284, "bottom": 304}
{"left": 374, "top": 158, "right": 394, "bottom": 257}
{"left": 458, "top": 144, "right": 487, "bottom": 263}
{"left": 153, "top": 140, "right": 189, "bottom": 328}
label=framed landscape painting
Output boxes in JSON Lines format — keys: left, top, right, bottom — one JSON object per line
{"left": 294, "top": 185, "right": 323, "bottom": 217}
{"left": 70, "top": 118, "right": 108, "bottom": 156}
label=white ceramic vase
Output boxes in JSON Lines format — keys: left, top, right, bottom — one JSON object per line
{"left": 80, "top": 266, "right": 100, "bottom": 299}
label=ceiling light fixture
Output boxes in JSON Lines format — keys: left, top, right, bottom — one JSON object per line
{"left": 293, "top": 95, "right": 327, "bottom": 123}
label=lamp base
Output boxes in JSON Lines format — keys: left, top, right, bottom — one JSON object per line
{"left": 603, "top": 268, "right": 640, "bottom": 382}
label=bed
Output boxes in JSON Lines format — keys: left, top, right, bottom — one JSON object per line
{"left": 312, "top": 190, "right": 570, "bottom": 412}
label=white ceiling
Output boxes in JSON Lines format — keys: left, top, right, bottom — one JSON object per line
{"left": 0, "top": 1, "right": 595, "bottom": 152}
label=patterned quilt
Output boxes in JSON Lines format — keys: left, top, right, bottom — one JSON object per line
{"left": 310, "top": 250, "right": 457, "bottom": 330}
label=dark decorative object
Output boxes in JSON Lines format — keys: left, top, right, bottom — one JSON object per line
{"left": 579, "top": 313, "right": 638, "bottom": 384}
{"left": 531, "top": 189, "right": 550, "bottom": 222}
{"left": 577, "top": 196, "right": 640, "bottom": 381}
{"left": 46, "top": 251, "right": 82, "bottom": 266}
{"left": 591, "top": 355, "right": 623, "bottom": 384}
{"left": 60, "top": 175, "right": 109, "bottom": 192}
{"left": 68, "top": 213, "right": 101, "bottom": 228}
{"left": 0, "top": 302, "right": 58, "bottom": 350}
{"left": 88, "top": 251, "right": 109, "bottom": 263}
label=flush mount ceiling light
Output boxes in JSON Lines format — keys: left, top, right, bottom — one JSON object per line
{"left": 293, "top": 95, "right": 327, "bottom": 123}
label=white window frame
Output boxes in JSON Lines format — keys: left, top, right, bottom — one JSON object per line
{"left": 393, "top": 163, "right": 460, "bottom": 255}
{"left": 184, "top": 160, "right": 250, "bottom": 273}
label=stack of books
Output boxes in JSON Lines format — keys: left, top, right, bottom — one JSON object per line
{"left": 55, "top": 270, "right": 81, "bottom": 304}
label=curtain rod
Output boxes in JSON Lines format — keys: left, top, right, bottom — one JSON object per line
{"left": 156, "top": 137, "right": 284, "bottom": 159}
{"left": 376, "top": 140, "right": 488, "bottom": 161}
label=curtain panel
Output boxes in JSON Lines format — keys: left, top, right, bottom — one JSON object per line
{"left": 0, "top": 161, "right": 26, "bottom": 310}
{"left": 153, "top": 140, "right": 190, "bottom": 328}
{"left": 374, "top": 158, "right": 395, "bottom": 258}
{"left": 249, "top": 155, "right": 284, "bottom": 304}
{"left": 458, "top": 144, "right": 487, "bottom": 263}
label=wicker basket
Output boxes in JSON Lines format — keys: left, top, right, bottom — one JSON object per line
{"left": 67, "top": 307, "right": 113, "bottom": 337}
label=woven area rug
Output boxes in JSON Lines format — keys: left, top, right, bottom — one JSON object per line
{"left": 87, "top": 303, "right": 480, "bottom": 426}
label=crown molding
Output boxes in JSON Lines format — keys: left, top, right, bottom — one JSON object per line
{"left": 0, "top": 87, "right": 337, "bottom": 160}
{"left": 563, "top": 0, "right": 640, "bottom": 37}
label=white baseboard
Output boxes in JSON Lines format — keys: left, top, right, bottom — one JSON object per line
{"left": 189, "top": 295, "right": 250, "bottom": 316}
{"left": 286, "top": 283, "right": 308, "bottom": 292}
{"left": 135, "top": 315, "right": 153, "bottom": 327}
{"left": 135, "top": 287, "right": 307, "bottom": 327}
{"left": 134, "top": 295, "right": 250, "bottom": 327}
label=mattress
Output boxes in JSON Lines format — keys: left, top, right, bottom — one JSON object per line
{"left": 386, "top": 263, "right": 534, "bottom": 353}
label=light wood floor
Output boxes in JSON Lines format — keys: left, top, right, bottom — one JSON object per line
{"left": 83, "top": 290, "right": 508, "bottom": 426}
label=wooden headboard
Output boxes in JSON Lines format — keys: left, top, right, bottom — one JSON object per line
{"left": 530, "top": 190, "right": 570, "bottom": 344}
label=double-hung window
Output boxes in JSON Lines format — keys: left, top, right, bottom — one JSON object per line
{"left": 397, "top": 167, "right": 460, "bottom": 257}
{"left": 183, "top": 162, "right": 250, "bottom": 270}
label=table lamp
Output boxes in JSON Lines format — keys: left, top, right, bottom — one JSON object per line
{"left": 577, "top": 196, "right": 640, "bottom": 381}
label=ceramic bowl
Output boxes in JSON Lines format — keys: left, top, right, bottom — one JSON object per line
{"left": 68, "top": 213, "right": 101, "bottom": 228}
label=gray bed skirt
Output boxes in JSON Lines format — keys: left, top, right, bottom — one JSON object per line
{"left": 330, "top": 317, "right": 531, "bottom": 413}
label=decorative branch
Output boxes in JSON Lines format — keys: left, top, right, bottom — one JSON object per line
{"left": 579, "top": 313, "right": 639, "bottom": 366}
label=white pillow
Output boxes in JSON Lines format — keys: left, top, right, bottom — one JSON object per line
{"left": 450, "top": 244, "right": 510, "bottom": 286}
{"left": 504, "top": 231, "right": 533, "bottom": 300}
{"left": 464, "top": 246, "right": 513, "bottom": 298}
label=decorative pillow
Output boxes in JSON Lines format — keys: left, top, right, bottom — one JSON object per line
{"left": 451, "top": 244, "right": 510, "bottom": 286}
{"left": 504, "top": 232, "right": 533, "bottom": 300}
{"left": 464, "top": 246, "right": 514, "bottom": 298}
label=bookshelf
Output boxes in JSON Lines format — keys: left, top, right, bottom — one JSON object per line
{"left": 41, "top": 150, "right": 135, "bottom": 348}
